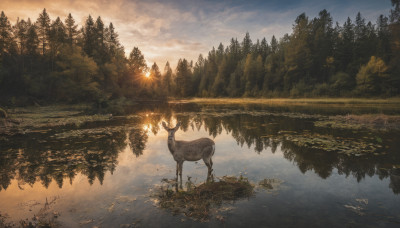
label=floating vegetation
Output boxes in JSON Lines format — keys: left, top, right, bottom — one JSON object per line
{"left": 151, "top": 176, "right": 254, "bottom": 222}
{"left": 0, "top": 197, "right": 61, "bottom": 228}
{"left": 1, "top": 106, "right": 112, "bottom": 136}
{"left": 315, "top": 114, "right": 400, "bottom": 131}
{"left": 283, "top": 132, "right": 382, "bottom": 156}
{"left": 258, "top": 178, "right": 284, "bottom": 192}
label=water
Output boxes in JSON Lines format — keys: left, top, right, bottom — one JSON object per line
{"left": 1, "top": 102, "right": 400, "bottom": 227}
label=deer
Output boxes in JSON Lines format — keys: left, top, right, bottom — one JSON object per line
{"left": 162, "top": 121, "right": 215, "bottom": 183}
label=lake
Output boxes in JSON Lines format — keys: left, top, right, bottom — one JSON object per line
{"left": 1, "top": 101, "right": 400, "bottom": 227}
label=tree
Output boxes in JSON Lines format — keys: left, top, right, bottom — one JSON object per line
{"left": 335, "top": 17, "right": 355, "bottom": 74}
{"left": 64, "top": 13, "right": 78, "bottom": 47}
{"left": 212, "top": 56, "right": 229, "bottom": 96}
{"left": 14, "top": 19, "right": 28, "bottom": 55}
{"left": 94, "top": 16, "right": 106, "bottom": 63}
{"left": 270, "top": 35, "right": 278, "bottom": 53}
{"left": 54, "top": 45, "right": 99, "bottom": 102}
{"left": 0, "top": 11, "right": 15, "bottom": 57}
{"left": 310, "top": 9, "right": 334, "bottom": 83}
{"left": 241, "top": 32, "right": 252, "bottom": 57}
{"left": 48, "top": 17, "right": 66, "bottom": 70}
{"left": 36, "top": 8, "right": 50, "bottom": 55}
{"left": 175, "top": 58, "right": 193, "bottom": 97}
{"left": 83, "top": 15, "right": 95, "bottom": 57}
{"left": 356, "top": 56, "right": 388, "bottom": 95}
{"left": 106, "top": 22, "right": 121, "bottom": 58}
{"left": 163, "top": 61, "right": 173, "bottom": 95}
{"left": 284, "top": 13, "right": 312, "bottom": 91}
{"left": 25, "top": 21, "right": 39, "bottom": 56}
{"left": 125, "top": 47, "right": 147, "bottom": 96}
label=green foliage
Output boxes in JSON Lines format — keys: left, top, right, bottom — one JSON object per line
{"left": 55, "top": 45, "right": 100, "bottom": 102}
{"left": 186, "top": 6, "right": 400, "bottom": 98}
{"left": 0, "top": 107, "right": 7, "bottom": 118}
{"left": 356, "top": 56, "right": 389, "bottom": 95}
{"left": 1, "top": 6, "right": 400, "bottom": 105}
{"left": 175, "top": 58, "right": 193, "bottom": 97}
{"left": 0, "top": 10, "right": 162, "bottom": 106}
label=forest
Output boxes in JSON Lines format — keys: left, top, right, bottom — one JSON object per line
{"left": 0, "top": 0, "right": 399, "bottom": 107}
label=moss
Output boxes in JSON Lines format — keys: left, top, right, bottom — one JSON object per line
{"left": 282, "top": 132, "right": 382, "bottom": 156}
{"left": 152, "top": 176, "right": 254, "bottom": 221}
{"left": 0, "top": 107, "right": 7, "bottom": 119}
{"left": 2, "top": 106, "right": 112, "bottom": 136}
{"left": 315, "top": 114, "right": 400, "bottom": 131}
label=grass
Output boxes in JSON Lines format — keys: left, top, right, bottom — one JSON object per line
{"left": 173, "top": 97, "right": 400, "bottom": 105}
{"left": 316, "top": 114, "right": 400, "bottom": 130}
{"left": 152, "top": 176, "right": 254, "bottom": 222}
{"left": 0, "top": 105, "right": 112, "bottom": 135}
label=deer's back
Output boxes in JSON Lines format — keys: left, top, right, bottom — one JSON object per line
{"left": 174, "top": 138, "right": 214, "bottom": 161}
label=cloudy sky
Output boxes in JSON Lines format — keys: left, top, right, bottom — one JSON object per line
{"left": 0, "top": 0, "right": 394, "bottom": 69}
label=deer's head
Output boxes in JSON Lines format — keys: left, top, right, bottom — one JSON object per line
{"left": 162, "top": 122, "right": 181, "bottom": 141}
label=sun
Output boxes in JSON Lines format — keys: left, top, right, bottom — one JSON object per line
{"left": 145, "top": 72, "right": 150, "bottom": 78}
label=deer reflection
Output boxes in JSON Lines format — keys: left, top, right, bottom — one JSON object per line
{"left": 162, "top": 122, "right": 215, "bottom": 185}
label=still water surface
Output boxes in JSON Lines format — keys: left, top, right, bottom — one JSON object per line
{"left": 1, "top": 102, "right": 400, "bottom": 227}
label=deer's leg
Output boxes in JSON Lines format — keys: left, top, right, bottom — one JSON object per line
{"left": 203, "top": 157, "right": 212, "bottom": 181}
{"left": 176, "top": 162, "right": 179, "bottom": 180}
{"left": 178, "top": 161, "right": 183, "bottom": 183}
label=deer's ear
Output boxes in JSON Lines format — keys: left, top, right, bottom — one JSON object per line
{"left": 162, "top": 121, "right": 168, "bottom": 130}
{"left": 174, "top": 122, "right": 181, "bottom": 131}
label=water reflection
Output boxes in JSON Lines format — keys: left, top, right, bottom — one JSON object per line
{"left": 1, "top": 103, "right": 400, "bottom": 196}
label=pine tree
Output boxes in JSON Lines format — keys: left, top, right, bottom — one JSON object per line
{"left": 64, "top": 13, "right": 78, "bottom": 46}
{"left": 336, "top": 17, "right": 355, "bottom": 74}
{"left": 94, "top": 16, "right": 105, "bottom": 63}
{"left": 25, "top": 20, "right": 39, "bottom": 56}
{"left": 376, "top": 15, "right": 391, "bottom": 62}
{"left": 284, "top": 13, "right": 312, "bottom": 91}
{"left": 150, "top": 62, "right": 162, "bottom": 96}
{"left": 310, "top": 9, "right": 334, "bottom": 83}
{"left": 49, "top": 17, "right": 66, "bottom": 70}
{"left": 128, "top": 47, "right": 147, "bottom": 91}
{"left": 106, "top": 22, "right": 121, "bottom": 58}
{"left": 270, "top": 35, "right": 278, "bottom": 53}
{"left": 241, "top": 32, "right": 252, "bottom": 57}
{"left": 260, "top": 37, "right": 269, "bottom": 61}
{"left": 175, "top": 58, "right": 193, "bottom": 97}
{"left": 36, "top": 8, "right": 51, "bottom": 55}
{"left": 14, "top": 19, "right": 28, "bottom": 55}
{"left": 0, "top": 11, "right": 15, "bottom": 57}
{"left": 163, "top": 61, "right": 173, "bottom": 95}
{"left": 83, "top": 15, "right": 95, "bottom": 57}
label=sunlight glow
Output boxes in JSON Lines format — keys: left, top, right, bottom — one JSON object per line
{"left": 145, "top": 72, "right": 150, "bottom": 78}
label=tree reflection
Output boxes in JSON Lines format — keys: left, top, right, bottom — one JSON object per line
{"left": 129, "top": 127, "right": 148, "bottom": 157}
{"left": 1, "top": 103, "right": 400, "bottom": 195}
{"left": 166, "top": 103, "right": 400, "bottom": 195}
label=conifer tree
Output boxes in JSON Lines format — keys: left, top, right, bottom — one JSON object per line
{"left": 36, "top": 8, "right": 50, "bottom": 55}
{"left": 0, "top": 11, "right": 15, "bottom": 57}
{"left": 163, "top": 61, "right": 173, "bottom": 95}
{"left": 83, "top": 15, "right": 95, "bottom": 57}
{"left": 65, "top": 13, "right": 78, "bottom": 47}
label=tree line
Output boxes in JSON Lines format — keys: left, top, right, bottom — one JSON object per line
{"left": 0, "top": 9, "right": 168, "bottom": 106}
{"left": 173, "top": 1, "right": 400, "bottom": 98}
{"left": 1, "top": 1, "right": 400, "bottom": 107}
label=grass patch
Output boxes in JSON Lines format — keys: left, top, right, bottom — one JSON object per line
{"left": 174, "top": 98, "right": 400, "bottom": 105}
{"left": 151, "top": 176, "right": 254, "bottom": 222}
{"left": 1, "top": 105, "right": 112, "bottom": 135}
{"left": 316, "top": 114, "right": 400, "bottom": 131}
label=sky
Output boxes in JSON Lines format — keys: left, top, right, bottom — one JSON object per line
{"left": 0, "top": 0, "right": 394, "bottom": 69}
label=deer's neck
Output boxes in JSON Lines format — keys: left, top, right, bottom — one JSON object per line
{"left": 167, "top": 137, "right": 176, "bottom": 154}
